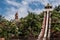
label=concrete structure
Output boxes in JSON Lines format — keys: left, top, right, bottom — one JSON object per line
{"left": 15, "top": 12, "right": 19, "bottom": 22}
{"left": 11, "top": 12, "right": 20, "bottom": 25}
{"left": 37, "top": 3, "right": 53, "bottom": 40}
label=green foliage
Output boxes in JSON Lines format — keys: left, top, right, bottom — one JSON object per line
{"left": 51, "top": 5, "right": 60, "bottom": 31}
{"left": 0, "top": 5, "right": 60, "bottom": 39}
{"left": 19, "top": 12, "right": 42, "bottom": 38}
{"left": 54, "top": 5, "right": 60, "bottom": 11}
{"left": 0, "top": 13, "right": 42, "bottom": 39}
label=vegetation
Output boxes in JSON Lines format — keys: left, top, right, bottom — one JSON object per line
{"left": 0, "top": 5, "right": 60, "bottom": 40}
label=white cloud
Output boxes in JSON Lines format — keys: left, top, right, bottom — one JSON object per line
{"left": 21, "top": 1, "right": 28, "bottom": 6}
{"left": 29, "top": 8, "right": 44, "bottom": 14}
{"left": 5, "top": 7, "right": 17, "bottom": 20}
{"left": 18, "top": 7, "right": 28, "bottom": 18}
{"left": 50, "top": 0, "right": 60, "bottom": 7}
{"left": 5, "top": 0, "right": 21, "bottom": 8}
{"left": 24, "top": 0, "right": 49, "bottom": 5}
{"left": 39, "top": 0, "right": 49, "bottom": 5}
{"left": 5, "top": 7, "right": 28, "bottom": 20}
{"left": 4, "top": 0, "right": 60, "bottom": 20}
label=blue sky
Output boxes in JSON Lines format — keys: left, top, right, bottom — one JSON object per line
{"left": 0, "top": 0, "right": 60, "bottom": 20}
